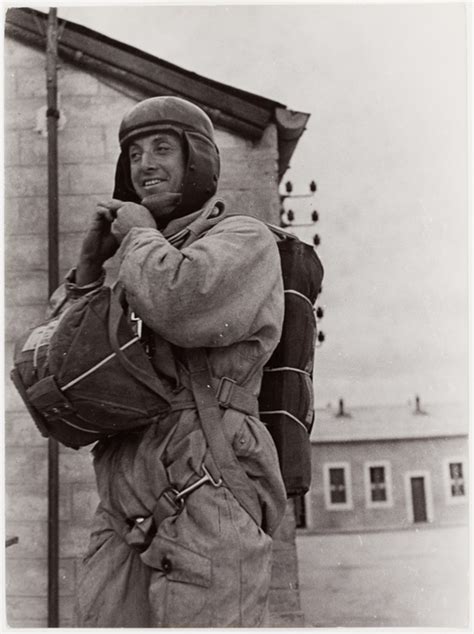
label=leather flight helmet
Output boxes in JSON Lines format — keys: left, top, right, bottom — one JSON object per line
{"left": 113, "top": 96, "right": 220, "bottom": 217}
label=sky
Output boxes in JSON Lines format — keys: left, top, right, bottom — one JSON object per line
{"left": 9, "top": 3, "right": 470, "bottom": 409}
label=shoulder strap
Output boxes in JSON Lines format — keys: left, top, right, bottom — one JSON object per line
{"left": 185, "top": 347, "right": 263, "bottom": 529}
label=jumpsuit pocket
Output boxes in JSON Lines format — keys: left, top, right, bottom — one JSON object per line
{"left": 140, "top": 534, "right": 212, "bottom": 626}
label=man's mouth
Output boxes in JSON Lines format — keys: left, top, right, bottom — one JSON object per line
{"left": 143, "top": 178, "right": 166, "bottom": 188}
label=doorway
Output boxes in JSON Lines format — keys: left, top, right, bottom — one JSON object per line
{"left": 405, "top": 470, "right": 433, "bottom": 524}
{"left": 294, "top": 494, "right": 307, "bottom": 528}
{"left": 410, "top": 476, "right": 427, "bottom": 522}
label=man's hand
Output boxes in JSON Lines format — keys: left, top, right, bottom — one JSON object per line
{"left": 76, "top": 200, "right": 157, "bottom": 286}
{"left": 76, "top": 203, "right": 120, "bottom": 285}
{"left": 108, "top": 200, "right": 156, "bottom": 244}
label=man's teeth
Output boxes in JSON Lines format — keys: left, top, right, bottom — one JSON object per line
{"left": 144, "top": 179, "right": 164, "bottom": 187}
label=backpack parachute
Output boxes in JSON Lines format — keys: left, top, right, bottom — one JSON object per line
{"left": 259, "top": 226, "right": 324, "bottom": 497}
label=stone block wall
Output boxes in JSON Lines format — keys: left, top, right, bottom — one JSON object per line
{"left": 4, "top": 36, "right": 298, "bottom": 627}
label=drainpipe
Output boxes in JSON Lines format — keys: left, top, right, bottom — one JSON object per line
{"left": 46, "top": 7, "right": 60, "bottom": 627}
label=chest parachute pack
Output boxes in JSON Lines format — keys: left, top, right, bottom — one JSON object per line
{"left": 11, "top": 286, "right": 171, "bottom": 449}
{"left": 10, "top": 221, "right": 323, "bottom": 498}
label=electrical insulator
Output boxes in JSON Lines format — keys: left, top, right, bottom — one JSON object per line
{"left": 311, "top": 210, "right": 319, "bottom": 222}
{"left": 287, "top": 209, "right": 295, "bottom": 222}
{"left": 310, "top": 180, "right": 317, "bottom": 193}
{"left": 285, "top": 181, "right": 293, "bottom": 194}
{"left": 313, "top": 234, "right": 321, "bottom": 246}
{"left": 317, "top": 331, "right": 325, "bottom": 343}
{"left": 316, "top": 306, "right": 324, "bottom": 319}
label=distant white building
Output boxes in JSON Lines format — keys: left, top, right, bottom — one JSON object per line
{"left": 296, "top": 400, "right": 468, "bottom": 532}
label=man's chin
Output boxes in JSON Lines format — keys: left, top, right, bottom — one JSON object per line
{"left": 141, "top": 192, "right": 183, "bottom": 224}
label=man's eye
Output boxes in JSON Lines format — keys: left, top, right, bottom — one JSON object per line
{"left": 130, "top": 152, "right": 141, "bottom": 161}
{"left": 154, "top": 144, "right": 170, "bottom": 153}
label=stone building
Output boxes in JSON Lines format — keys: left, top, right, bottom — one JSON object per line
{"left": 4, "top": 7, "right": 310, "bottom": 627}
{"left": 296, "top": 400, "right": 468, "bottom": 533}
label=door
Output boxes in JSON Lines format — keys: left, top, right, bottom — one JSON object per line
{"left": 410, "top": 476, "right": 427, "bottom": 522}
{"left": 294, "top": 494, "right": 307, "bottom": 529}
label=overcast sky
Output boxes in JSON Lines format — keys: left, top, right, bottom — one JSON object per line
{"left": 25, "top": 3, "right": 469, "bottom": 408}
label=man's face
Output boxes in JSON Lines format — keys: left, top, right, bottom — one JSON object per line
{"left": 129, "top": 131, "right": 186, "bottom": 200}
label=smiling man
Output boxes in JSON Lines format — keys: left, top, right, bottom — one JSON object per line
{"left": 66, "top": 96, "right": 287, "bottom": 627}
{"left": 128, "top": 132, "right": 185, "bottom": 198}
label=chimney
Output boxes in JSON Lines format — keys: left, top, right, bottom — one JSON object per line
{"left": 336, "top": 398, "right": 351, "bottom": 418}
{"left": 413, "top": 394, "right": 428, "bottom": 416}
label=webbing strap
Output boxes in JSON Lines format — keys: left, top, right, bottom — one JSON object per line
{"left": 213, "top": 376, "right": 259, "bottom": 416}
{"left": 185, "top": 348, "right": 262, "bottom": 528}
{"left": 108, "top": 287, "right": 170, "bottom": 403}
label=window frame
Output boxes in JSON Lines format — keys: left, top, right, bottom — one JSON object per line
{"left": 364, "top": 460, "right": 393, "bottom": 509}
{"left": 323, "top": 462, "right": 353, "bottom": 511}
{"left": 444, "top": 457, "right": 467, "bottom": 505}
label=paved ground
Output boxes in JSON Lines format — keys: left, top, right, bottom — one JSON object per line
{"left": 296, "top": 525, "right": 469, "bottom": 628}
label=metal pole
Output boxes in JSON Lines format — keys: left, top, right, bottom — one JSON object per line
{"left": 46, "top": 7, "right": 60, "bottom": 628}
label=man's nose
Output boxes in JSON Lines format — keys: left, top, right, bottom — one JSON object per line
{"left": 141, "top": 150, "right": 158, "bottom": 169}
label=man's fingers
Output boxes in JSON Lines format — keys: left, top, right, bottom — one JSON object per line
{"left": 97, "top": 199, "right": 124, "bottom": 211}
{"left": 95, "top": 206, "right": 117, "bottom": 222}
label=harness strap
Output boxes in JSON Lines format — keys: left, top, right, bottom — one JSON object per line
{"left": 107, "top": 287, "right": 170, "bottom": 403}
{"left": 185, "top": 347, "right": 263, "bottom": 529}
{"left": 213, "top": 376, "right": 259, "bottom": 416}
{"left": 170, "top": 379, "right": 258, "bottom": 417}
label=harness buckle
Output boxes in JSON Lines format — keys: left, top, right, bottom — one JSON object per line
{"left": 174, "top": 464, "right": 223, "bottom": 502}
{"left": 162, "top": 487, "right": 185, "bottom": 511}
{"left": 202, "top": 464, "right": 223, "bottom": 488}
{"left": 216, "top": 376, "right": 237, "bottom": 407}
{"left": 130, "top": 312, "right": 143, "bottom": 339}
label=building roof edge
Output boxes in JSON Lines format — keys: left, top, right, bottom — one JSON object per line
{"left": 5, "top": 7, "right": 308, "bottom": 179}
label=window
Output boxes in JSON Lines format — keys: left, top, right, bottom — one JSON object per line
{"left": 364, "top": 461, "right": 393, "bottom": 508}
{"left": 323, "top": 462, "right": 353, "bottom": 510}
{"left": 444, "top": 458, "right": 467, "bottom": 505}
{"left": 370, "top": 467, "right": 386, "bottom": 501}
{"left": 329, "top": 468, "right": 346, "bottom": 503}
{"left": 449, "top": 463, "right": 465, "bottom": 496}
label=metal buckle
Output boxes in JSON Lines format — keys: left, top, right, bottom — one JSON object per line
{"left": 202, "top": 464, "right": 223, "bottom": 488}
{"left": 130, "top": 312, "right": 143, "bottom": 339}
{"left": 162, "top": 488, "right": 185, "bottom": 511}
{"left": 216, "top": 376, "right": 236, "bottom": 407}
{"left": 174, "top": 465, "right": 223, "bottom": 502}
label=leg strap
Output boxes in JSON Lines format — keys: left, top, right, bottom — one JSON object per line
{"left": 185, "top": 348, "right": 262, "bottom": 529}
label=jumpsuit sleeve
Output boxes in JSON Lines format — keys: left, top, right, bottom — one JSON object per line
{"left": 116, "top": 215, "right": 283, "bottom": 348}
{"left": 45, "top": 267, "right": 106, "bottom": 318}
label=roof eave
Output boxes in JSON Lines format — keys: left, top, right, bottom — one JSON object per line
{"left": 275, "top": 107, "right": 310, "bottom": 180}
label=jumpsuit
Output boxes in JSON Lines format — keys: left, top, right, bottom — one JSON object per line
{"left": 75, "top": 200, "right": 287, "bottom": 627}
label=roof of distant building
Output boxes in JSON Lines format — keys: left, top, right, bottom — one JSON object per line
{"left": 311, "top": 401, "right": 469, "bottom": 443}
{"left": 5, "top": 7, "right": 309, "bottom": 180}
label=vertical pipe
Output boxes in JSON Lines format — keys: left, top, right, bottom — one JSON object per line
{"left": 46, "top": 7, "right": 60, "bottom": 628}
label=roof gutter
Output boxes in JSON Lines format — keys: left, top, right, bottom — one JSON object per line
{"left": 275, "top": 108, "right": 310, "bottom": 180}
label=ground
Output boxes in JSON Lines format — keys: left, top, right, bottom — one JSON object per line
{"left": 296, "top": 525, "right": 469, "bottom": 628}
